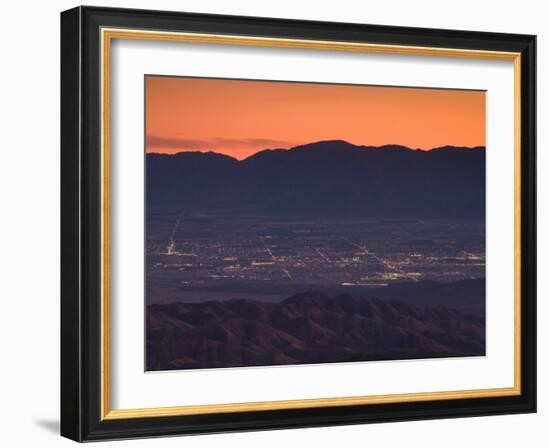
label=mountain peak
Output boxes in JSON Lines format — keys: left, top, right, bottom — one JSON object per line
{"left": 290, "top": 139, "right": 357, "bottom": 152}
{"left": 243, "top": 147, "right": 287, "bottom": 162}
{"left": 175, "top": 150, "right": 239, "bottom": 162}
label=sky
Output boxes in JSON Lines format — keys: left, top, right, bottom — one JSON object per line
{"left": 145, "top": 75, "right": 486, "bottom": 160}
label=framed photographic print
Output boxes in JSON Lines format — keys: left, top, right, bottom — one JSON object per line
{"left": 60, "top": 6, "right": 536, "bottom": 442}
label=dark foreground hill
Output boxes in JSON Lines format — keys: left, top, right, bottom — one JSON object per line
{"left": 146, "top": 290, "right": 485, "bottom": 371}
{"left": 147, "top": 140, "right": 485, "bottom": 219}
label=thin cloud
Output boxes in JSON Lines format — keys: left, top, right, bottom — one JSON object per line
{"left": 146, "top": 136, "right": 210, "bottom": 150}
{"left": 146, "top": 135, "right": 290, "bottom": 151}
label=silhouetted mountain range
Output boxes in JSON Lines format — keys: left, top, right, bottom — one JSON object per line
{"left": 147, "top": 140, "right": 485, "bottom": 218}
{"left": 146, "top": 289, "right": 485, "bottom": 370}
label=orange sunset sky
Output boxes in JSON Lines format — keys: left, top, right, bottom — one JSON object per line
{"left": 145, "top": 76, "right": 486, "bottom": 160}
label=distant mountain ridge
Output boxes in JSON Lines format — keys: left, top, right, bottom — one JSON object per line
{"left": 147, "top": 140, "right": 485, "bottom": 218}
{"left": 244, "top": 140, "right": 483, "bottom": 160}
{"left": 146, "top": 289, "right": 485, "bottom": 370}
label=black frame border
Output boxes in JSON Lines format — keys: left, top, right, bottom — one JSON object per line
{"left": 61, "top": 6, "right": 536, "bottom": 442}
